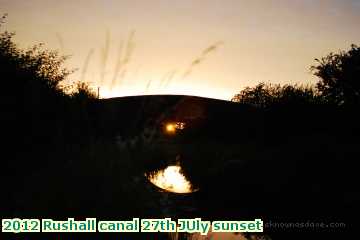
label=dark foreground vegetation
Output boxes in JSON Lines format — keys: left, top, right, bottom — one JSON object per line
{"left": 2, "top": 14, "right": 359, "bottom": 239}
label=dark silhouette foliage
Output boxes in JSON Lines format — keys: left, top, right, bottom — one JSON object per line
{"left": 233, "top": 44, "right": 360, "bottom": 108}
{"left": 1, "top": 16, "right": 102, "bottom": 218}
{"left": 214, "top": 45, "right": 360, "bottom": 239}
{"left": 1, "top": 18, "right": 97, "bottom": 154}
{"left": 231, "top": 82, "right": 321, "bottom": 108}
{"left": 311, "top": 44, "right": 360, "bottom": 106}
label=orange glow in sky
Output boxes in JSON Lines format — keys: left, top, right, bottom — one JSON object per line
{"left": 2, "top": 0, "right": 360, "bottom": 100}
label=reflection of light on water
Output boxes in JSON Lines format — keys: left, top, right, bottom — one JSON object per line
{"left": 147, "top": 165, "right": 196, "bottom": 193}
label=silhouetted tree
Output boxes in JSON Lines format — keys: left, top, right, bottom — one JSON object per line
{"left": 1, "top": 14, "right": 95, "bottom": 102}
{"left": 1, "top": 15, "right": 97, "bottom": 173}
{"left": 311, "top": 44, "right": 360, "bottom": 106}
{"left": 232, "top": 82, "right": 319, "bottom": 108}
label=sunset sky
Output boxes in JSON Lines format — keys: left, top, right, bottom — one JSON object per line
{"left": 2, "top": 0, "right": 360, "bottom": 100}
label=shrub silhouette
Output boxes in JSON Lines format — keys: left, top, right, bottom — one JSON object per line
{"left": 1, "top": 16, "right": 102, "bottom": 217}
{"left": 311, "top": 44, "right": 360, "bottom": 106}
{"left": 231, "top": 82, "right": 320, "bottom": 108}
{"left": 233, "top": 44, "right": 360, "bottom": 108}
{"left": 1, "top": 16, "right": 97, "bottom": 156}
